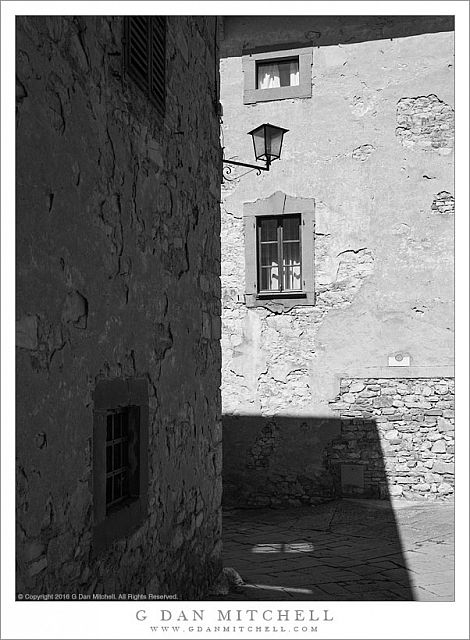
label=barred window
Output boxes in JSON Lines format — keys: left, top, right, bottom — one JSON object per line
{"left": 106, "top": 409, "right": 132, "bottom": 511}
{"left": 124, "top": 16, "right": 166, "bottom": 116}
{"left": 93, "top": 379, "right": 149, "bottom": 555}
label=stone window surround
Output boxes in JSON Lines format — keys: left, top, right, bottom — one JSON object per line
{"left": 92, "top": 377, "right": 149, "bottom": 556}
{"left": 242, "top": 46, "right": 313, "bottom": 104}
{"left": 244, "top": 191, "right": 315, "bottom": 308}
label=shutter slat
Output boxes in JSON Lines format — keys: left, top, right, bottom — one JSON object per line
{"left": 130, "top": 30, "right": 148, "bottom": 57}
{"left": 129, "top": 44, "right": 148, "bottom": 72}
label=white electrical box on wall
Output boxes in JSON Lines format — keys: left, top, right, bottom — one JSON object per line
{"left": 388, "top": 353, "right": 411, "bottom": 367}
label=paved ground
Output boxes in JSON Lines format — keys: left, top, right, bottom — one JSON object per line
{"left": 217, "top": 499, "right": 454, "bottom": 601}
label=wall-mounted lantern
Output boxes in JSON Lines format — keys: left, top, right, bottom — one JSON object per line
{"left": 223, "top": 123, "right": 289, "bottom": 179}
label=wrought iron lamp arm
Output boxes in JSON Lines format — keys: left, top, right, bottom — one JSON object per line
{"left": 223, "top": 158, "right": 271, "bottom": 172}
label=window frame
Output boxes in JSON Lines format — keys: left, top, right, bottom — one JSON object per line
{"left": 243, "top": 46, "right": 313, "bottom": 104}
{"left": 92, "top": 378, "right": 149, "bottom": 556}
{"left": 257, "top": 214, "right": 303, "bottom": 295}
{"left": 255, "top": 56, "right": 300, "bottom": 90}
{"left": 244, "top": 192, "right": 315, "bottom": 309}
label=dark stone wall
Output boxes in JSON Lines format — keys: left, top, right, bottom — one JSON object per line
{"left": 16, "top": 16, "right": 222, "bottom": 598}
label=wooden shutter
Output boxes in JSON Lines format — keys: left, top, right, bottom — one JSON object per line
{"left": 124, "top": 16, "right": 166, "bottom": 116}
{"left": 150, "top": 17, "right": 166, "bottom": 116}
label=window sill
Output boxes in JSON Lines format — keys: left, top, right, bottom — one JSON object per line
{"left": 257, "top": 291, "right": 305, "bottom": 299}
{"left": 244, "top": 83, "right": 311, "bottom": 104}
{"left": 245, "top": 291, "right": 315, "bottom": 310}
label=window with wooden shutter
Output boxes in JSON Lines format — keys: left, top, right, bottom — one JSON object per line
{"left": 124, "top": 16, "right": 166, "bottom": 116}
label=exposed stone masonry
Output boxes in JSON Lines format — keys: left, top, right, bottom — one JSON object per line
{"left": 431, "top": 190, "right": 454, "bottom": 215}
{"left": 352, "top": 144, "right": 375, "bottom": 161}
{"left": 328, "top": 378, "right": 454, "bottom": 500}
{"left": 222, "top": 221, "right": 375, "bottom": 416}
{"left": 396, "top": 94, "right": 454, "bottom": 153}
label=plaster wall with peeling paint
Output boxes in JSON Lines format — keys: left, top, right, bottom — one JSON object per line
{"left": 219, "top": 16, "right": 454, "bottom": 505}
{"left": 16, "top": 16, "right": 222, "bottom": 596}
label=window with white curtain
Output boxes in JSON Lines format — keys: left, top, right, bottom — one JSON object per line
{"left": 243, "top": 47, "right": 312, "bottom": 104}
{"left": 243, "top": 192, "right": 315, "bottom": 308}
{"left": 256, "top": 58, "right": 300, "bottom": 90}
{"left": 257, "top": 215, "right": 302, "bottom": 293}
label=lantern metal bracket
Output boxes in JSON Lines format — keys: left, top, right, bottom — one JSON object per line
{"left": 222, "top": 158, "right": 271, "bottom": 172}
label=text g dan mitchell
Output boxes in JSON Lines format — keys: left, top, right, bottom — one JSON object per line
{"left": 136, "top": 608, "right": 334, "bottom": 623}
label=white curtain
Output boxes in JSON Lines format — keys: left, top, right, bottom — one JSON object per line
{"left": 258, "top": 61, "right": 299, "bottom": 89}
{"left": 268, "top": 263, "right": 279, "bottom": 290}
{"left": 258, "top": 64, "right": 281, "bottom": 89}
{"left": 289, "top": 61, "right": 299, "bottom": 86}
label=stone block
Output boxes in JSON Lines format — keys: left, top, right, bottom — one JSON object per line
{"left": 349, "top": 382, "right": 365, "bottom": 393}
{"left": 437, "top": 417, "right": 454, "bottom": 431}
{"left": 381, "top": 386, "right": 397, "bottom": 395}
{"left": 358, "top": 390, "right": 377, "bottom": 398}
{"left": 433, "top": 461, "right": 454, "bottom": 474}
{"left": 438, "top": 482, "right": 453, "bottom": 494}
{"left": 431, "top": 440, "right": 446, "bottom": 453}
{"left": 435, "top": 384, "right": 449, "bottom": 394}
{"left": 16, "top": 315, "right": 39, "bottom": 350}
{"left": 396, "top": 385, "right": 409, "bottom": 395}
{"left": 28, "top": 556, "right": 47, "bottom": 576}
{"left": 386, "top": 414, "right": 404, "bottom": 421}
{"left": 24, "top": 541, "right": 46, "bottom": 563}
{"left": 373, "top": 396, "right": 393, "bottom": 408}
{"left": 62, "top": 290, "right": 88, "bottom": 328}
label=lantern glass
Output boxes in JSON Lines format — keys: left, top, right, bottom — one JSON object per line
{"left": 250, "top": 125, "right": 267, "bottom": 161}
{"left": 248, "top": 123, "right": 289, "bottom": 164}
{"left": 265, "top": 124, "right": 284, "bottom": 160}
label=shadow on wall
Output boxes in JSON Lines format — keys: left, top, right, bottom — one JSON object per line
{"left": 220, "top": 15, "right": 455, "bottom": 57}
{"left": 223, "top": 415, "right": 394, "bottom": 508}
{"left": 222, "top": 414, "right": 414, "bottom": 600}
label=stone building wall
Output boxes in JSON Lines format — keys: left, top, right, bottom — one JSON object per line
{"left": 327, "top": 377, "right": 454, "bottom": 501}
{"left": 220, "top": 16, "right": 454, "bottom": 506}
{"left": 16, "top": 16, "right": 222, "bottom": 597}
{"left": 223, "top": 377, "right": 454, "bottom": 507}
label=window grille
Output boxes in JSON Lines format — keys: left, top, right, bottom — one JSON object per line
{"left": 124, "top": 16, "right": 166, "bottom": 116}
{"left": 105, "top": 409, "right": 131, "bottom": 510}
{"left": 257, "top": 214, "right": 302, "bottom": 293}
{"left": 92, "top": 378, "right": 148, "bottom": 554}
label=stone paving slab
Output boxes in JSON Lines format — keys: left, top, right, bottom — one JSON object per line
{"left": 215, "top": 498, "right": 454, "bottom": 601}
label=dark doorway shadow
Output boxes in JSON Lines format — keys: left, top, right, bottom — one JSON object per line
{"left": 221, "top": 415, "right": 414, "bottom": 600}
